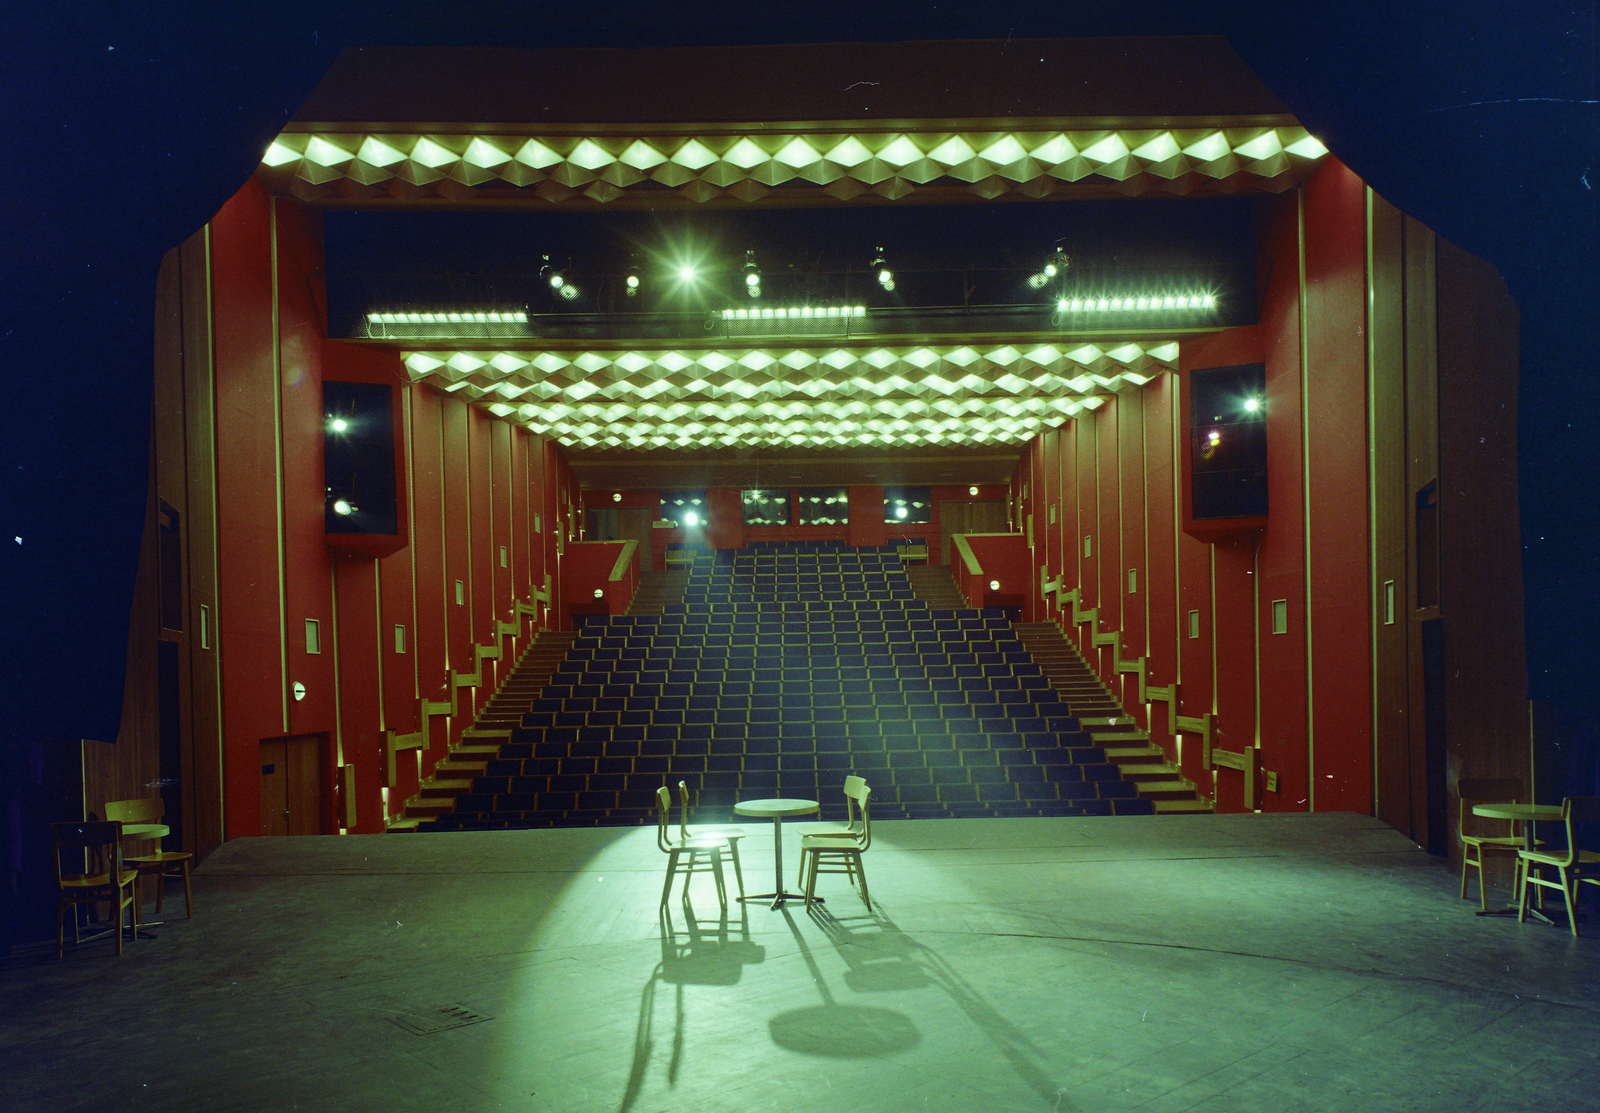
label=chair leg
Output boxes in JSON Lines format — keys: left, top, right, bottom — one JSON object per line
{"left": 154, "top": 865, "right": 164, "bottom": 914}
{"left": 711, "top": 851, "right": 727, "bottom": 909}
{"left": 1560, "top": 865, "right": 1580, "bottom": 938}
{"left": 1518, "top": 862, "right": 1533, "bottom": 923}
{"left": 802, "top": 850, "right": 817, "bottom": 907}
{"left": 1477, "top": 855, "right": 1491, "bottom": 913}
{"left": 660, "top": 850, "right": 679, "bottom": 906}
{"left": 56, "top": 903, "right": 66, "bottom": 961}
{"left": 1460, "top": 848, "right": 1471, "bottom": 900}
{"left": 181, "top": 859, "right": 194, "bottom": 918}
{"left": 855, "top": 854, "right": 871, "bottom": 912}
{"left": 113, "top": 892, "right": 124, "bottom": 956}
{"left": 727, "top": 841, "right": 745, "bottom": 898}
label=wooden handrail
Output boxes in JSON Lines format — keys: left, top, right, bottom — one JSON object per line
{"left": 950, "top": 534, "right": 983, "bottom": 576}
{"left": 609, "top": 539, "right": 638, "bottom": 582}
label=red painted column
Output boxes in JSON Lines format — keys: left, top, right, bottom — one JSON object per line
{"left": 1303, "top": 159, "right": 1375, "bottom": 814}
{"left": 1144, "top": 374, "right": 1180, "bottom": 763}
{"left": 848, "top": 486, "right": 887, "bottom": 548}
{"left": 210, "top": 181, "right": 281, "bottom": 838}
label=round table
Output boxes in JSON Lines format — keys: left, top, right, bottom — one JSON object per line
{"left": 1471, "top": 803, "right": 1562, "bottom": 921}
{"left": 732, "top": 798, "right": 821, "bottom": 909}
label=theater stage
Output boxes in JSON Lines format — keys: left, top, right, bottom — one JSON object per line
{"left": 2, "top": 813, "right": 1595, "bottom": 1112}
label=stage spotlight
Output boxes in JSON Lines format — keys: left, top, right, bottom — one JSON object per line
{"left": 871, "top": 245, "right": 894, "bottom": 292}
{"left": 683, "top": 510, "right": 700, "bottom": 527}
{"left": 625, "top": 256, "right": 641, "bottom": 297}
{"left": 678, "top": 265, "right": 697, "bottom": 282}
{"left": 332, "top": 498, "right": 356, "bottom": 516}
{"left": 1243, "top": 397, "right": 1261, "bottom": 413}
{"left": 328, "top": 416, "right": 349, "bottom": 433}
{"left": 1028, "top": 248, "right": 1070, "bottom": 289}
{"left": 744, "top": 251, "right": 761, "bottom": 298}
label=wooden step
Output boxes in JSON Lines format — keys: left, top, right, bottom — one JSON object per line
{"left": 1153, "top": 798, "right": 1215, "bottom": 814}
{"left": 420, "top": 778, "right": 475, "bottom": 798}
{"left": 434, "top": 760, "right": 488, "bottom": 776}
{"left": 1104, "top": 745, "right": 1168, "bottom": 763}
{"left": 1085, "top": 730, "right": 1151, "bottom": 744}
{"left": 403, "top": 799, "right": 456, "bottom": 817}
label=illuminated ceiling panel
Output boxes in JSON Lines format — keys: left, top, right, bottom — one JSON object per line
{"left": 402, "top": 342, "right": 1176, "bottom": 450}
{"left": 260, "top": 127, "right": 1327, "bottom": 205}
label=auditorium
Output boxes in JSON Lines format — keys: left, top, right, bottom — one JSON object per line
{"left": 3, "top": 26, "right": 1595, "bottom": 1113}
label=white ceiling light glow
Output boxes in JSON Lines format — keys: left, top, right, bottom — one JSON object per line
{"left": 400, "top": 341, "right": 1177, "bottom": 451}
{"left": 260, "top": 126, "right": 1329, "bottom": 205}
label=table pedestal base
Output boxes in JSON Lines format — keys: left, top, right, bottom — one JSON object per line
{"left": 734, "top": 808, "right": 823, "bottom": 910}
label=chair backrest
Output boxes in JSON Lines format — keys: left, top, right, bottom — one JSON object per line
{"left": 655, "top": 786, "right": 675, "bottom": 852}
{"left": 840, "top": 775, "right": 868, "bottom": 833}
{"left": 52, "top": 821, "right": 122, "bottom": 884}
{"left": 851, "top": 785, "right": 873, "bottom": 851}
{"left": 1457, "top": 778, "right": 1523, "bottom": 839}
{"left": 677, "top": 780, "right": 693, "bottom": 840}
{"left": 104, "top": 797, "right": 163, "bottom": 825}
{"left": 1556, "top": 796, "right": 1600, "bottom": 865}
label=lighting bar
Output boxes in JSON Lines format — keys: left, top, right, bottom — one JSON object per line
{"left": 1056, "top": 293, "right": 1217, "bottom": 312}
{"left": 368, "top": 311, "right": 528, "bottom": 324}
{"left": 720, "top": 306, "right": 866, "bottom": 320}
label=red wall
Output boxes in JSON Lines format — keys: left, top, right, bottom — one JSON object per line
{"left": 207, "top": 184, "right": 577, "bottom": 836}
{"left": 561, "top": 541, "right": 641, "bottom": 619}
{"left": 953, "top": 533, "right": 1033, "bottom": 614}
{"left": 1012, "top": 159, "right": 1375, "bottom": 815}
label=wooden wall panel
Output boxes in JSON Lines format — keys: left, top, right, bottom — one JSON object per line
{"left": 179, "top": 229, "right": 224, "bottom": 859}
{"left": 1144, "top": 374, "right": 1180, "bottom": 762}
{"left": 1436, "top": 236, "right": 1526, "bottom": 856}
{"left": 1369, "top": 192, "right": 1412, "bottom": 833}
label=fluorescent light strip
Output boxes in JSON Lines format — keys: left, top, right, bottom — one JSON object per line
{"left": 1056, "top": 293, "right": 1217, "bottom": 312}
{"left": 720, "top": 306, "right": 866, "bottom": 320}
{"left": 369, "top": 311, "right": 527, "bottom": 324}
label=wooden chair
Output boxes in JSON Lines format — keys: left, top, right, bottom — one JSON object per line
{"left": 800, "top": 782, "right": 873, "bottom": 911}
{"left": 677, "top": 781, "right": 745, "bottom": 898}
{"left": 655, "top": 786, "right": 729, "bottom": 908}
{"left": 796, "top": 775, "right": 869, "bottom": 884}
{"left": 1518, "top": 796, "right": 1600, "bottom": 937}
{"left": 53, "top": 821, "right": 140, "bottom": 959}
{"left": 1458, "top": 778, "right": 1540, "bottom": 912}
{"left": 106, "top": 797, "right": 194, "bottom": 919}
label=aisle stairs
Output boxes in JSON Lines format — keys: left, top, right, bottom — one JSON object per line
{"left": 1014, "top": 623, "right": 1212, "bottom": 813}
{"left": 387, "top": 629, "right": 577, "bottom": 830}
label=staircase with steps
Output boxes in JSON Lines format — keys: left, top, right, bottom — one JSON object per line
{"left": 387, "top": 628, "right": 578, "bottom": 831}
{"left": 628, "top": 569, "right": 690, "bottom": 616}
{"left": 1014, "top": 622, "right": 1213, "bottom": 814}
{"left": 905, "top": 564, "right": 967, "bottom": 609}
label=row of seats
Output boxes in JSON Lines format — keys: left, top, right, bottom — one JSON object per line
{"left": 443, "top": 541, "right": 1143, "bottom": 830}
{"left": 594, "top": 611, "right": 1008, "bottom": 627}
{"left": 573, "top": 630, "right": 1021, "bottom": 646}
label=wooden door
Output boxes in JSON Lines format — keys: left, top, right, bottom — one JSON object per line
{"left": 617, "top": 507, "right": 654, "bottom": 572}
{"left": 938, "top": 500, "right": 1010, "bottom": 566}
{"left": 259, "top": 734, "right": 325, "bottom": 836}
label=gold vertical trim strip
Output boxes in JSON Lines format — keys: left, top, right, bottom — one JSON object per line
{"left": 404, "top": 387, "right": 420, "bottom": 701}
{"left": 1173, "top": 370, "right": 1184, "bottom": 689}
{"left": 1141, "top": 386, "right": 1152, "bottom": 690}
{"left": 1366, "top": 185, "right": 1381, "bottom": 817}
{"left": 373, "top": 558, "right": 386, "bottom": 734}
{"left": 1299, "top": 185, "right": 1317, "bottom": 812}
{"left": 203, "top": 222, "right": 226, "bottom": 837}
{"left": 1208, "top": 542, "right": 1218, "bottom": 716}
{"left": 269, "top": 198, "right": 289, "bottom": 735}
{"left": 330, "top": 561, "right": 344, "bottom": 767}
{"left": 464, "top": 413, "right": 475, "bottom": 653}
{"left": 1253, "top": 535, "right": 1262, "bottom": 751}
{"left": 438, "top": 402, "right": 449, "bottom": 672}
